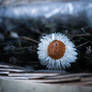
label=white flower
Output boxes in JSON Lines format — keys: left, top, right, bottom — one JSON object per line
{"left": 37, "top": 33, "right": 78, "bottom": 70}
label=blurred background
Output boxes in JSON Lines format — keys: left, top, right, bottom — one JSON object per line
{"left": 0, "top": 0, "right": 92, "bottom": 73}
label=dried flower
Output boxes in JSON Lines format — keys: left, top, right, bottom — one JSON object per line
{"left": 37, "top": 33, "right": 78, "bottom": 70}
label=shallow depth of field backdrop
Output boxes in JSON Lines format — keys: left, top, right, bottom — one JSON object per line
{"left": 0, "top": 0, "right": 92, "bottom": 73}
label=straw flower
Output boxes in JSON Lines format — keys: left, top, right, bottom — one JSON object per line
{"left": 37, "top": 33, "right": 78, "bottom": 70}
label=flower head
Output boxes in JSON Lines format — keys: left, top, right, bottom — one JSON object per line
{"left": 37, "top": 33, "right": 78, "bottom": 70}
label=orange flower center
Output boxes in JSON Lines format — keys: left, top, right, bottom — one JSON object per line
{"left": 48, "top": 40, "right": 66, "bottom": 60}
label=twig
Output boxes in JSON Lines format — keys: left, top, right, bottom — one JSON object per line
{"left": 71, "top": 33, "right": 91, "bottom": 38}
{"left": 76, "top": 41, "right": 89, "bottom": 48}
{"left": 20, "top": 36, "right": 39, "bottom": 44}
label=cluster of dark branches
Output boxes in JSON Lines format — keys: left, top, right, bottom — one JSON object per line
{"left": 0, "top": 1, "right": 92, "bottom": 73}
{"left": 0, "top": 18, "right": 92, "bottom": 73}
